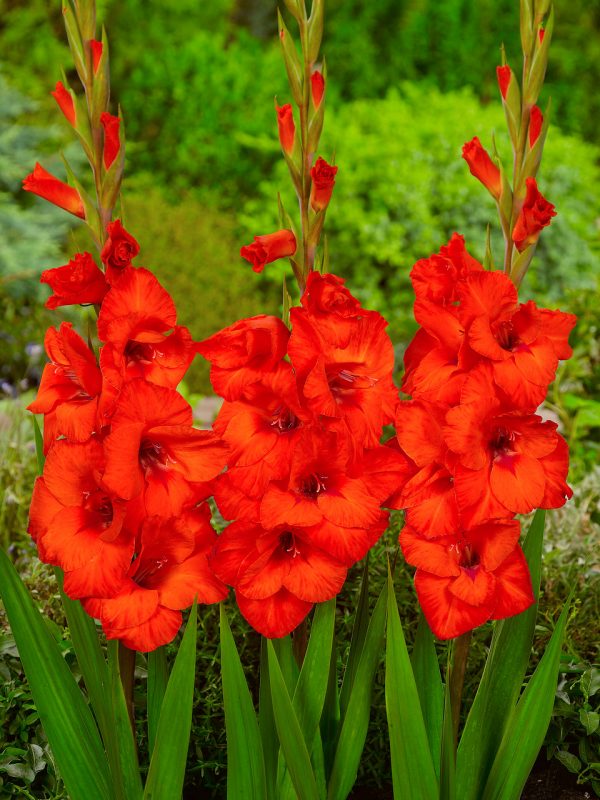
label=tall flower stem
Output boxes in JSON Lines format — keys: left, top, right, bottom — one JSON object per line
{"left": 448, "top": 631, "right": 472, "bottom": 747}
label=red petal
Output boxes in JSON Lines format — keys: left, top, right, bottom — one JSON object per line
{"left": 236, "top": 588, "right": 313, "bottom": 638}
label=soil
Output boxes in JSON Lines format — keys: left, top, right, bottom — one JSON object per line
{"left": 347, "top": 758, "right": 594, "bottom": 799}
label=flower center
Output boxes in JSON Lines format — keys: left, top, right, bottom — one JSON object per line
{"left": 134, "top": 556, "right": 169, "bottom": 586}
{"left": 82, "top": 489, "right": 114, "bottom": 529}
{"left": 125, "top": 340, "right": 155, "bottom": 365}
{"left": 279, "top": 531, "right": 300, "bottom": 558}
{"left": 270, "top": 405, "right": 298, "bottom": 433}
{"left": 139, "top": 439, "right": 172, "bottom": 473}
{"left": 494, "top": 320, "right": 519, "bottom": 351}
{"left": 300, "top": 472, "right": 327, "bottom": 497}
{"left": 489, "top": 425, "right": 515, "bottom": 458}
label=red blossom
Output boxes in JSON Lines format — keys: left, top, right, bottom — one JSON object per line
{"left": 40, "top": 252, "right": 108, "bottom": 310}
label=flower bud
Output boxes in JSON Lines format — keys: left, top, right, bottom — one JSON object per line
{"left": 23, "top": 163, "right": 85, "bottom": 218}
{"left": 529, "top": 105, "right": 543, "bottom": 147}
{"left": 275, "top": 102, "right": 295, "bottom": 155}
{"left": 311, "top": 70, "right": 325, "bottom": 109}
{"left": 90, "top": 39, "right": 103, "bottom": 73}
{"left": 100, "top": 112, "right": 120, "bottom": 169}
{"left": 496, "top": 65, "right": 512, "bottom": 99}
{"left": 461, "top": 137, "right": 501, "bottom": 200}
{"left": 309, "top": 157, "right": 337, "bottom": 212}
{"left": 240, "top": 230, "right": 297, "bottom": 273}
{"left": 512, "top": 177, "right": 556, "bottom": 251}
{"left": 51, "top": 81, "right": 76, "bottom": 126}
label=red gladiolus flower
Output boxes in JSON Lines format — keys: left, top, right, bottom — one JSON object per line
{"left": 496, "top": 65, "right": 512, "bottom": 99}
{"left": 212, "top": 363, "right": 308, "bottom": 497}
{"left": 401, "top": 519, "right": 534, "bottom": 639}
{"left": 410, "top": 233, "right": 483, "bottom": 307}
{"left": 28, "top": 323, "right": 102, "bottom": 450}
{"left": 529, "top": 105, "right": 543, "bottom": 148}
{"left": 90, "top": 39, "right": 103, "bottom": 73}
{"left": 288, "top": 306, "right": 398, "bottom": 447}
{"left": 240, "top": 229, "right": 297, "bottom": 274}
{"left": 28, "top": 439, "right": 133, "bottom": 600}
{"left": 210, "top": 519, "right": 347, "bottom": 638}
{"left": 40, "top": 251, "right": 108, "bottom": 309}
{"left": 102, "top": 380, "right": 228, "bottom": 518}
{"left": 310, "top": 157, "right": 337, "bottom": 211}
{"left": 444, "top": 369, "right": 571, "bottom": 524}
{"left": 85, "top": 506, "right": 227, "bottom": 651}
{"left": 51, "top": 81, "right": 75, "bottom": 126}
{"left": 97, "top": 267, "right": 196, "bottom": 395}
{"left": 23, "top": 163, "right": 85, "bottom": 218}
{"left": 100, "top": 219, "right": 140, "bottom": 282}
{"left": 388, "top": 400, "right": 459, "bottom": 537}
{"left": 311, "top": 70, "right": 325, "bottom": 108}
{"left": 100, "top": 112, "right": 120, "bottom": 169}
{"left": 458, "top": 271, "right": 576, "bottom": 409}
{"left": 275, "top": 102, "right": 295, "bottom": 154}
{"left": 197, "top": 315, "right": 290, "bottom": 401}
{"left": 462, "top": 137, "right": 501, "bottom": 199}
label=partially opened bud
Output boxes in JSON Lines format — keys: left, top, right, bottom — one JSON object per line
{"left": 310, "top": 157, "right": 337, "bottom": 211}
{"left": 512, "top": 177, "right": 556, "bottom": 251}
{"left": 240, "top": 229, "right": 297, "bottom": 273}
{"left": 51, "top": 81, "right": 76, "bottom": 126}
{"left": 496, "top": 65, "right": 512, "bottom": 100}
{"left": 23, "top": 163, "right": 85, "bottom": 219}
{"left": 90, "top": 39, "right": 103, "bottom": 73}
{"left": 311, "top": 69, "right": 325, "bottom": 109}
{"left": 538, "top": 27, "right": 546, "bottom": 43}
{"left": 100, "top": 112, "right": 120, "bottom": 169}
{"left": 275, "top": 103, "right": 295, "bottom": 155}
{"left": 461, "top": 137, "right": 502, "bottom": 200}
{"left": 529, "top": 105, "right": 543, "bottom": 147}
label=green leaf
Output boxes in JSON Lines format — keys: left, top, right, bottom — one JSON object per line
{"left": 56, "top": 570, "right": 131, "bottom": 798}
{"left": 267, "top": 641, "right": 320, "bottom": 800}
{"left": 107, "top": 642, "right": 142, "bottom": 800}
{"left": 579, "top": 709, "right": 599, "bottom": 735}
{"left": 144, "top": 603, "right": 198, "bottom": 800}
{"left": 457, "top": 510, "right": 545, "bottom": 800}
{"left": 482, "top": 592, "right": 572, "bottom": 800}
{"left": 555, "top": 750, "right": 582, "bottom": 774}
{"left": 439, "top": 677, "right": 456, "bottom": 800}
{"left": 327, "top": 579, "right": 387, "bottom": 800}
{"left": 411, "top": 613, "right": 443, "bottom": 780}
{"left": 219, "top": 604, "right": 266, "bottom": 800}
{"left": 385, "top": 572, "right": 439, "bottom": 800}
{"left": 320, "top": 634, "right": 340, "bottom": 783}
{"left": 147, "top": 647, "right": 169, "bottom": 755}
{"left": 259, "top": 638, "right": 278, "bottom": 800}
{"left": 278, "top": 600, "right": 335, "bottom": 799}
{"left": 339, "top": 557, "right": 370, "bottom": 718}
{"left": 0, "top": 550, "right": 111, "bottom": 800}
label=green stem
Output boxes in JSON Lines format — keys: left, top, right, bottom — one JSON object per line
{"left": 448, "top": 631, "right": 471, "bottom": 747}
{"left": 292, "top": 616, "right": 309, "bottom": 666}
{"left": 298, "top": 11, "right": 313, "bottom": 286}
{"left": 118, "top": 641, "right": 137, "bottom": 740}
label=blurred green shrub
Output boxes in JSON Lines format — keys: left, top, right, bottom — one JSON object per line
{"left": 242, "top": 83, "right": 600, "bottom": 344}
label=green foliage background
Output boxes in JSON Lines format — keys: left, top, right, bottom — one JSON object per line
{"left": 0, "top": 0, "right": 599, "bottom": 797}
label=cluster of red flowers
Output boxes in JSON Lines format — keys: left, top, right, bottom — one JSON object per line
{"left": 391, "top": 234, "right": 576, "bottom": 639}
{"left": 27, "top": 222, "right": 230, "bottom": 651}
{"left": 198, "top": 271, "right": 409, "bottom": 637}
